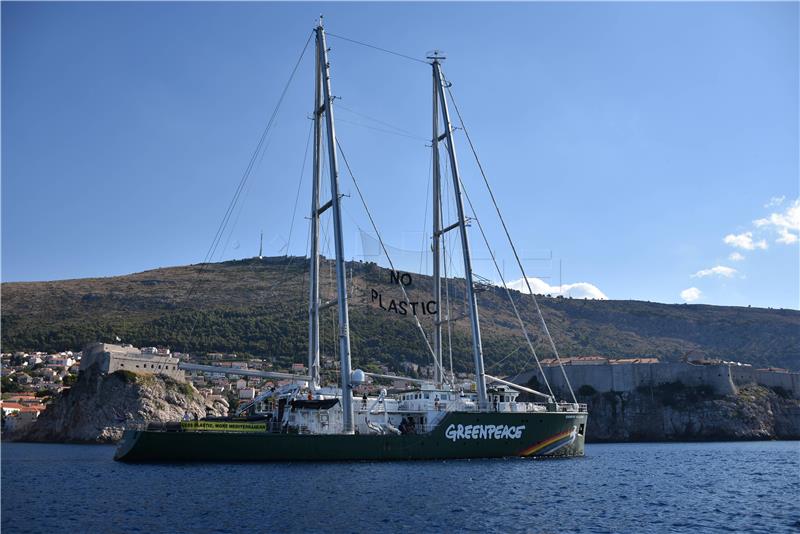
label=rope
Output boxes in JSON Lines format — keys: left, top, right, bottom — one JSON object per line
{"left": 455, "top": 165, "right": 555, "bottom": 400}
{"left": 337, "top": 103, "right": 424, "bottom": 139}
{"left": 445, "top": 80, "right": 576, "bottom": 403}
{"left": 419, "top": 149, "right": 433, "bottom": 275}
{"left": 486, "top": 346, "right": 522, "bottom": 372}
{"left": 335, "top": 117, "right": 428, "bottom": 142}
{"left": 443, "top": 229, "right": 455, "bottom": 383}
{"left": 287, "top": 120, "right": 315, "bottom": 256}
{"left": 441, "top": 147, "right": 456, "bottom": 383}
{"left": 326, "top": 32, "right": 429, "bottom": 65}
{"left": 262, "top": 119, "right": 315, "bottom": 300}
{"left": 184, "top": 31, "right": 314, "bottom": 340}
{"left": 335, "top": 139, "right": 447, "bottom": 383}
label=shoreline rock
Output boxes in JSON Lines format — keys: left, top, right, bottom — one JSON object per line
{"left": 580, "top": 383, "right": 800, "bottom": 443}
{"left": 8, "top": 367, "right": 227, "bottom": 443}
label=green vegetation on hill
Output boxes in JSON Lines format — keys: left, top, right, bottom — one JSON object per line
{"left": 2, "top": 257, "right": 798, "bottom": 373}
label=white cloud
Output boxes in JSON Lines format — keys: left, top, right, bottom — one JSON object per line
{"left": 728, "top": 252, "right": 745, "bottom": 262}
{"left": 753, "top": 198, "right": 799, "bottom": 245}
{"left": 691, "top": 265, "right": 738, "bottom": 278}
{"left": 723, "top": 231, "right": 767, "bottom": 251}
{"left": 507, "top": 277, "right": 608, "bottom": 300}
{"left": 680, "top": 287, "right": 702, "bottom": 303}
{"left": 764, "top": 196, "right": 785, "bottom": 208}
{"left": 776, "top": 228, "right": 798, "bottom": 245}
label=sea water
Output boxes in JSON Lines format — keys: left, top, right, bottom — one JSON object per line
{"left": 2, "top": 441, "right": 798, "bottom": 533}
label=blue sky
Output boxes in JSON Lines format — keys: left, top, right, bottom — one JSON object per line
{"left": 3, "top": 2, "right": 798, "bottom": 309}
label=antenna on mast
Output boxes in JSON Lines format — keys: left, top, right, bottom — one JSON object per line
{"left": 426, "top": 49, "right": 446, "bottom": 61}
{"left": 258, "top": 230, "right": 263, "bottom": 259}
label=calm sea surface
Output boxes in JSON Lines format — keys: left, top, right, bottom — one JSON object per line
{"left": 2, "top": 441, "right": 798, "bottom": 533}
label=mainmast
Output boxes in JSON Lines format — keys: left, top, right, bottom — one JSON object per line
{"left": 431, "top": 57, "right": 488, "bottom": 407}
{"left": 312, "top": 21, "right": 355, "bottom": 432}
{"left": 431, "top": 54, "right": 443, "bottom": 388}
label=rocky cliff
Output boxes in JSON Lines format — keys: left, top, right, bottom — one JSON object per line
{"left": 13, "top": 367, "right": 228, "bottom": 443}
{"left": 579, "top": 383, "right": 800, "bottom": 442}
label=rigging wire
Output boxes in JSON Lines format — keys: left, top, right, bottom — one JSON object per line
{"left": 444, "top": 79, "right": 573, "bottom": 402}
{"left": 287, "top": 121, "right": 315, "bottom": 256}
{"left": 263, "top": 119, "right": 315, "bottom": 299}
{"left": 442, "top": 213, "right": 456, "bottom": 383}
{"left": 203, "top": 31, "right": 312, "bottom": 268}
{"left": 438, "top": 141, "right": 457, "bottom": 383}
{"left": 439, "top": 142, "right": 459, "bottom": 383}
{"left": 335, "top": 117, "right": 428, "bottom": 142}
{"left": 219, "top": 165, "right": 257, "bottom": 259}
{"left": 443, "top": 254, "right": 455, "bottom": 384}
{"left": 486, "top": 346, "right": 523, "bottom": 372}
{"left": 184, "top": 31, "right": 313, "bottom": 338}
{"left": 337, "top": 103, "right": 423, "bottom": 139}
{"left": 419, "top": 149, "right": 433, "bottom": 275}
{"left": 335, "top": 138, "right": 446, "bottom": 381}
{"left": 326, "top": 32, "right": 429, "bottom": 65}
{"left": 451, "top": 154, "right": 555, "bottom": 399}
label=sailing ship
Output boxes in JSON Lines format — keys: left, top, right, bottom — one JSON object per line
{"left": 114, "top": 21, "right": 588, "bottom": 462}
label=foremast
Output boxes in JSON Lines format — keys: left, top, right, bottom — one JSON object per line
{"left": 430, "top": 55, "right": 488, "bottom": 408}
{"left": 308, "top": 21, "right": 355, "bottom": 433}
{"left": 308, "top": 25, "right": 323, "bottom": 392}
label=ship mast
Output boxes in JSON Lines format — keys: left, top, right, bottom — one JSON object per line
{"left": 309, "top": 20, "right": 355, "bottom": 432}
{"left": 431, "top": 54, "right": 443, "bottom": 388}
{"left": 307, "top": 23, "right": 324, "bottom": 392}
{"left": 431, "top": 56, "right": 488, "bottom": 407}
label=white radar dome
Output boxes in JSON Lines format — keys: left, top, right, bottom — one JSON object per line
{"left": 351, "top": 369, "right": 366, "bottom": 386}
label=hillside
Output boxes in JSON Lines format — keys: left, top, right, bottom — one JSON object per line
{"left": 2, "top": 257, "right": 799, "bottom": 374}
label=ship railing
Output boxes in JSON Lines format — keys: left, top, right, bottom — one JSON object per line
{"left": 131, "top": 421, "right": 184, "bottom": 432}
{"left": 479, "top": 402, "right": 588, "bottom": 414}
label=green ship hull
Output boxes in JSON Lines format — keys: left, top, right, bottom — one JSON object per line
{"left": 114, "top": 411, "right": 587, "bottom": 462}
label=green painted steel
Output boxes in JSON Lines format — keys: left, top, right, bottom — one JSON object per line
{"left": 114, "top": 412, "right": 587, "bottom": 462}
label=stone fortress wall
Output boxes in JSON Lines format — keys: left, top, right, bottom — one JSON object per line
{"left": 80, "top": 343, "right": 184, "bottom": 382}
{"left": 511, "top": 357, "right": 800, "bottom": 399}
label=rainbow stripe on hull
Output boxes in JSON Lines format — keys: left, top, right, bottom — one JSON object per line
{"left": 518, "top": 426, "right": 578, "bottom": 457}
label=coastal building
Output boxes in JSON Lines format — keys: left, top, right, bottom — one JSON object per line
{"left": 80, "top": 343, "right": 184, "bottom": 382}
{"left": 1, "top": 402, "right": 24, "bottom": 416}
{"left": 239, "top": 388, "right": 256, "bottom": 400}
